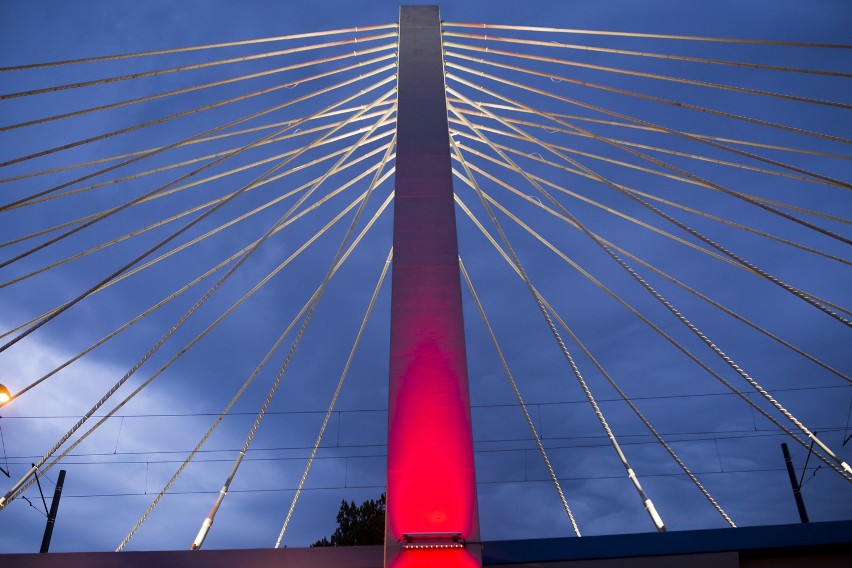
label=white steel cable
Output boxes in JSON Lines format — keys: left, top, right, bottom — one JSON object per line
{"left": 0, "top": 57, "right": 395, "bottom": 172}
{"left": 7, "top": 179, "right": 396, "bottom": 514}
{"left": 190, "top": 134, "right": 395, "bottom": 551}
{"left": 2, "top": 34, "right": 397, "bottom": 100}
{"left": 0, "top": 93, "right": 397, "bottom": 377}
{"left": 459, "top": 257, "right": 584, "bottom": 534}
{"left": 449, "top": 126, "right": 850, "bottom": 266}
{"left": 444, "top": 57, "right": 852, "bottom": 187}
{"left": 450, "top": 139, "right": 852, "bottom": 322}
{"left": 462, "top": 213, "right": 737, "bottom": 527}
{"left": 7, "top": 154, "right": 395, "bottom": 400}
{"left": 1, "top": 46, "right": 397, "bottom": 132}
{"left": 116, "top": 190, "right": 393, "bottom": 551}
{"left": 446, "top": 99, "right": 852, "bottom": 162}
{"left": 441, "top": 31, "right": 852, "bottom": 77}
{"left": 449, "top": 104, "right": 852, "bottom": 475}
{"left": 453, "top": 186, "right": 852, "bottom": 483}
{"left": 441, "top": 22, "right": 852, "bottom": 48}
{"left": 0, "top": 148, "right": 396, "bottom": 346}
{"left": 448, "top": 114, "right": 846, "bottom": 189}
{"left": 1, "top": 130, "right": 395, "bottom": 288}
{"left": 273, "top": 248, "right": 393, "bottom": 547}
{"left": 0, "top": 23, "right": 399, "bottom": 71}
{"left": 0, "top": 102, "right": 397, "bottom": 510}
{"left": 454, "top": 157, "right": 850, "bottom": 385}
{"left": 445, "top": 59, "right": 851, "bottom": 147}
{"left": 446, "top": 84, "right": 852, "bottom": 324}
{"left": 453, "top": 137, "right": 666, "bottom": 533}
{"left": 0, "top": 102, "right": 395, "bottom": 184}
{"left": 4, "top": 112, "right": 394, "bottom": 212}
{"left": 1, "top": 65, "right": 396, "bottom": 214}
{"left": 451, "top": 179, "right": 852, "bottom": 483}
{"left": 443, "top": 42, "right": 851, "bottom": 109}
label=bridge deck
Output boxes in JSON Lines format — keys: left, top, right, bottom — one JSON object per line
{"left": 1, "top": 521, "right": 849, "bottom": 567}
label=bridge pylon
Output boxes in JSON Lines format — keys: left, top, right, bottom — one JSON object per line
{"left": 385, "top": 5, "right": 482, "bottom": 567}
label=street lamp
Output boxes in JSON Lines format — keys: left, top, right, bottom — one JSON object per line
{"left": 0, "top": 384, "right": 11, "bottom": 405}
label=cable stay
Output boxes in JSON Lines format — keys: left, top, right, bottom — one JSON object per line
{"left": 0, "top": 91, "right": 395, "bottom": 359}
{"left": 469, "top": 178, "right": 852, "bottom": 382}
{"left": 0, "top": 133, "right": 396, "bottom": 288}
{"left": 444, "top": 60, "right": 852, "bottom": 150}
{"left": 0, "top": 100, "right": 397, "bottom": 348}
{"left": 118, "top": 189, "right": 393, "bottom": 553}
{"left": 454, "top": 118, "right": 852, "bottom": 476}
{"left": 452, "top": 137, "right": 666, "bottom": 533}
{"left": 447, "top": 98, "right": 852, "bottom": 296}
{"left": 441, "top": 22, "right": 852, "bottom": 49}
{"left": 0, "top": 153, "right": 395, "bottom": 345}
{"left": 0, "top": 82, "right": 396, "bottom": 273}
{"left": 0, "top": 55, "right": 396, "bottom": 172}
{"left": 444, "top": 43, "right": 852, "bottom": 110}
{"left": 274, "top": 247, "right": 392, "bottom": 548}
{"left": 450, "top": 114, "right": 852, "bottom": 475}
{"left": 464, "top": 177, "right": 849, "bottom": 385}
{"left": 448, "top": 141, "right": 739, "bottom": 270}
{"left": 447, "top": 128, "right": 852, "bottom": 325}
{"left": 0, "top": 103, "right": 395, "bottom": 184}
{"left": 12, "top": 184, "right": 396, "bottom": 521}
{"left": 0, "top": 66, "right": 396, "bottom": 215}
{"left": 0, "top": 23, "right": 399, "bottom": 71}
{"left": 451, "top": 122, "right": 852, "bottom": 233}
{"left": 2, "top": 145, "right": 394, "bottom": 347}
{"left": 449, "top": 127, "right": 851, "bottom": 266}
{"left": 2, "top": 110, "right": 395, "bottom": 213}
{"left": 451, "top": 186, "right": 852, "bottom": 483}
{"left": 449, "top": 112, "right": 849, "bottom": 189}
{"left": 441, "top": 31, "right": 852, "bottom": 78}
{"left": 594, "top": 252, "right": 851, "bottom": 384}
{"left": 443, "top": 60, "right": 852, "bottom": 195}
{"left": 115, "top": 187, "right": 394, "bottom": 550}
{"left": 450, "top": 154, "right": 852, "bottom": 332}
{"left": 189, "top": 135, "right": 395, "bottom": 551}
{"left": 459, "top": 257, "right": 583, "bottom": 533}
{"left": 1, "top": 33, "right": 398, "bottom": 100}
{"left": 0, "top": 134, "right": 396, "bottom": 511}
{"left": 445, "top": 85, "right": 852, "bottom": 326}
{"left": 461, "top": 250, "right": 736, "bottom": 528}
{"left": 5, "top": 160, "right": 395, "bottom": 402}
{"left": 446, "top": 99, "right": 852, "bottom": 162}
{"left": 446, "top": 120, "right": 851, "bottom": 230}
{"left": 444, "top": 60, "right": 852, "bottom": 195}
{"left": 0, "top": 46, "right": 397, "bottom": 134}
{"left": 1, "top": 118, "right": 397, "bottom": 252}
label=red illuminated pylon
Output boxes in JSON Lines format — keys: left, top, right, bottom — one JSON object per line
{"left": 385, "top": 5, "right": 481, "bottom": 567}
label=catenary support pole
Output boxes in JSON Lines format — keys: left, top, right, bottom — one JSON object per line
{"left": 781, "top": 443, "right": 810, "bottom": 523}
{"left": 386, "top": 5, "right": 481, "bottom": 567}
{"left": 39, "top": 469, "right": 66, "bottom": 553}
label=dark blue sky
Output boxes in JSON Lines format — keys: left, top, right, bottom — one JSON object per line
{"left": 0, "top": 0, "right": 850, "bottom": 554}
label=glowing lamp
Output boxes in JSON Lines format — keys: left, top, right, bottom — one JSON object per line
{"left": 0, "top": 384, "right": 11, "bottom": 405}
{"left": 401, "top": 532, "right": 465, "bottom": 550}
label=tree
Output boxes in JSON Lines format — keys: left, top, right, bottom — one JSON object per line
{"left": 311, "top": 493, "right": 386, "bottom": 547}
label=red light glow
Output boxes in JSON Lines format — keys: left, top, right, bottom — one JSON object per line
{"left": 387, "top": 339, "right": 478, "bottom": 539}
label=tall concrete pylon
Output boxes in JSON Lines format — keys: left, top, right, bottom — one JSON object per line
{"left": 385, "top": 5, "right": 481, "bottom": 568}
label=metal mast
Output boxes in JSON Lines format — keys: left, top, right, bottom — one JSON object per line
{"left": 385, "top": 5, "right": 481, "bottom": 567}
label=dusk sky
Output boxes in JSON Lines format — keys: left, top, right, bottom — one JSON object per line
{"left": 0, "top": 0, "right": 850, "bottom": 555}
